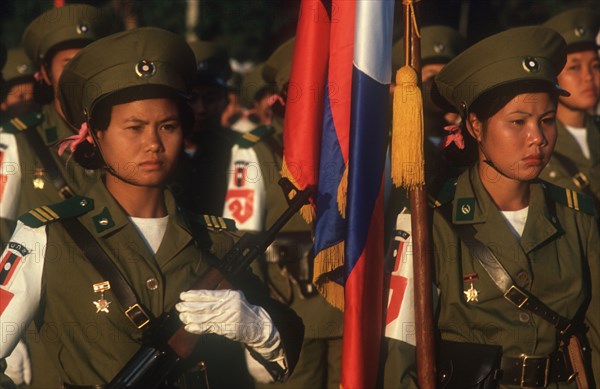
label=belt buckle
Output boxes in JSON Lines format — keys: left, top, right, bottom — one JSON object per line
{"left": 572, "top": 172, "right": 590, "bottom": 189}
{"left": 504, "top": 285, "right": 529, "bottom": 308}
{"left": 125, "top": 304, "right": 151, "bottom": 329}
{"left": 521, "top": 355, "right": 550, "bottom": 388}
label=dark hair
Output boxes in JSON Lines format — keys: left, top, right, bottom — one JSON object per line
{"left": 73, "top": 85, "right": 193, "bottom": 169}
{"left": 254, "top": 84, "right": 278, "bottom": 103}
{"left": 468, "top": 80, "right": 560, "bottom": 123}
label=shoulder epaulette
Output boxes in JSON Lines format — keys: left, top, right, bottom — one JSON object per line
{"left": 19, "top": 196, "right": 94, "bottom": 228}
{"left": 428, "top": 178, "right": 457, "bottom": 208}
{"left": 183, "top": 209, "right": 238, "bottom": 232}
{"left": 235, "top": 125, "right": 275, "bottom": 148}
{"left": 199, "top": 214, "right": 238, "bottom": 232}
{"left": 0, "top": 112, "right": 44, "bottom": 134}
{"left": 542, "top": 181, "right": 595, "bottom": 216}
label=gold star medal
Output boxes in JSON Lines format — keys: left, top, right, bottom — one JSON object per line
{"left": 92, "top": 281, "right": 111, "bottom": 313}
{"left": 33, "top": 168, "right": 45, "bottom": 189}
{"left": 463, "top": 273, "right": 479, "bottom": 303}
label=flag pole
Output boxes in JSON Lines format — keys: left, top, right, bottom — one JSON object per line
{"left": 395, "top": 0, "right": 437, "bottom": 387}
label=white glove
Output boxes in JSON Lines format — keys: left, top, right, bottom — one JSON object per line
{"left": 176, "top": 289, "right": 283, "bottom": 361}
{"left": 4, "top": 339, "right": 31, "bottom": 385}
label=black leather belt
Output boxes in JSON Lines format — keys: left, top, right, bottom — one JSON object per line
{"left": 500, "top": 352, "right": 573, "bottom": 388}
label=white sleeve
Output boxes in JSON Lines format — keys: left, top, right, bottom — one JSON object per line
{"left": 222, "top": 144, "right": 266, "bottom": 232}
{"left": 384, "top": 209, "right": 439, "bottom": 346}
{"left": 0, "top": 132, "right": 22, "bottom": 222}
{"left": 0, "top": 221, "right": 46, "bottom": 358}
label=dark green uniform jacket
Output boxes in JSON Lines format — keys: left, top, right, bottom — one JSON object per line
{"left": 540, "top": 118, "right": 600, "bottom": 203}
{"left": 0, "top": 179, "right": 303, "bottom": 387}
{"left": 383, "top": 165, "right": 600, "bottom": 388}
{"left": 0, "top": 104, "right": 101, "bottom": 248}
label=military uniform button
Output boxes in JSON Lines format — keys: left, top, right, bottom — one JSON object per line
{"left": 98, "top": 218, "right": 110, "bottom": 226}
{"left": 549, "top": 171, "right": 557, "bottom": 178}
{"left": 80, "top": 199, "right": 88, "bottom": 207}
{"left": 519, "top": 312, "right": 530, "bottom": 323}
{"left": 516, "top": 271, "right": 529, "bottom": 285}
{"left": 146, "top": 278, "right": 159, "bottom": 290}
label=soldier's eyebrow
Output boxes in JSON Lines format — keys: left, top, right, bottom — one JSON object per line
{"left": 122, "top": 116, "right": 180, "bottom": 124}
{"left": 123, "top": 117, "right": 148, "bottom": 124}
{"left": 158, "top": 115, "right": 181, "bottom": 123}
{"left": 507, "top": 109, "right": 556, "bottom": 116}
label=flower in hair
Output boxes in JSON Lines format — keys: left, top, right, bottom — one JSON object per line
{"left": 57, "top": 122, "right": 95, "bottom": 156}
{"left": 441, "top": 124, "right": 464, "bottom": 150}
{"left": 267, "top": 94, "right": 285, "bottom": 107}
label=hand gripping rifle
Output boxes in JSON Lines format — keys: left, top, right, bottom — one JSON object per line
{"left": 108, "top": 178, "right": 313, "bottom": 389}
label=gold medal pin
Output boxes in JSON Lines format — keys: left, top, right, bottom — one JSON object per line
{"left": 463, "top": 273, "right": 479, "bottom": 303}
{"left": 33, "top": 168, "right": 45, "bottom": 189}
{"left": 93, "top": 281, "right": 111, "bottom": 313}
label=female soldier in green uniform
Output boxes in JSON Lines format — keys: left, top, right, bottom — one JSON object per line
{"left": 386, "top": 26, "right": 600, "bottom": 388}
{"left": 541, "top": 8, "right": 600, "bottom": 208}
{"left": 0, "top": 27, "right": 302, "bottom": 388}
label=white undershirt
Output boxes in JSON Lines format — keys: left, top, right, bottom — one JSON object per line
{"left": 565, "top": 125, "right": 590, "bottom": 160}
{"left": 129, "top": 215, "right": 170, "bottom": 254}
{"left": 501, "top": 207, "right": 529, "bottom": 238}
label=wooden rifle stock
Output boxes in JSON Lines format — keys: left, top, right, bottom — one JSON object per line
{"left": 108, "top": 178, "right": 313, "bottom": 389}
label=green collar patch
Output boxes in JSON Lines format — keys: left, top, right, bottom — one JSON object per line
{"left": 1, "top": 112, "right": 44, "bottom": 134}
{"left": 236, "top": 125, "right": 275, "bottom": 148}
{"left": 44, "top": 126, "right": 58, "bottom": 144}
{"left": 19, "top": 195, "right": 94, "bottom": 228}
{"left": 455, "top": 197, "right": 476, "bottom": 221}
{"left": 542, "top": 181, "right": 595, "bottom": 216}
{"left": 92, "top": 207, "right": 116, "bottom": 233}
{"left": 429, "top": 178, "right": 457, "bottom": 208}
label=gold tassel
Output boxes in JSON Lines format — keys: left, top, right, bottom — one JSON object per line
{"left": 391, "top": 1, "right": 424, "bottom": 189}
{"left": 313, "top": 241, "right": 345, "bottom": 311}
{"left": 391, "top": 65, "right": 424, "bottom": 188}
{"left": 337, "top": 163, "right": 349, "bottom": 218}
{"left": 281, "top": 160, "right": 315, "bottom": 223}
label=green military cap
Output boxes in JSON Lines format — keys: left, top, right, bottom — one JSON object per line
{"left": 58, "top": 27, "right": 196, "bottom": 129}
{"left": 392, "top": 25, "right": 466, "bottom": 71}
{"left": 23, "top": 4, "right": 108, "bottom": 66}
{"left": 3, "top": 48, "right": 36, "bottom": 83}
{"left": 433, "top": 26, "right": 568, "bottom": 116}
{"left": 262, "top": 38, "right": 295, "bottom": 92}
{"left": 188, "top": 40, "right": 232, "bottom": 87}
{"left": 544, "top": 7, "right": 599, "bottom": 53}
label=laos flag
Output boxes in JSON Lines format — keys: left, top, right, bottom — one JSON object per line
{"left": 343, "top": 1, "right": 393, "bottom": 388}
{"left": 283, "top": 1, "right": 393, "bottom": 387}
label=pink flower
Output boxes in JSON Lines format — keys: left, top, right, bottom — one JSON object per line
{"left": 57, "top": 123, "right": 95, "bottom": 156}
{"left": 441, "top": 124, "right": 464, "bottom": 150}
{"left": 267, "top": 94, "right": 285, "bottom": 107}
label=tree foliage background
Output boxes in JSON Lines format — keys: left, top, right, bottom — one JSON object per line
{"left": 1, "top": 0, "right": 598, "bottom": 65}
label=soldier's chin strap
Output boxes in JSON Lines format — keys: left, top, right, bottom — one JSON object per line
{"left": 479, "top": 142, "right": 514, "bottom": 180}
{"left": 89, "top": 127, "right": 157, "bottom": 188}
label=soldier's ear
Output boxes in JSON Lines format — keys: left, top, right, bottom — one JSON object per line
{"left": 40, "top": 65, "right": 52, "bottom": 87}
{"left": 465, "top": 112, "right": 483, "bottom": 142}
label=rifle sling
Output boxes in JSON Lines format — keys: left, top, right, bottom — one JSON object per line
{"left": 24, "top": 126, "right": 74, "bottom": 199}
{"left": 60, "top": 217, "right": 153, "bottom": 330}
{"left": 438, "top": 204, "right": 573, "bottom": 336}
